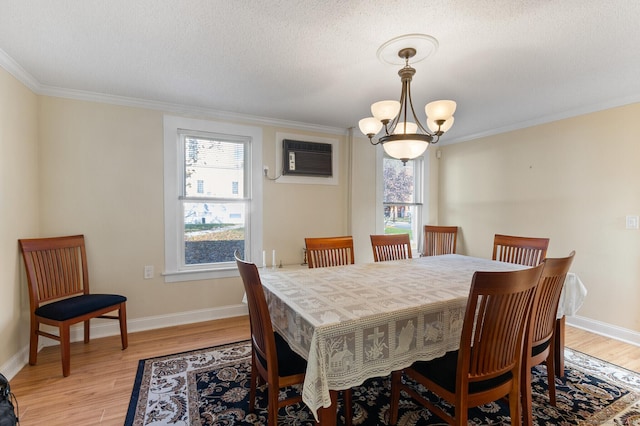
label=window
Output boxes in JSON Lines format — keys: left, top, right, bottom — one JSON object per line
{"left": 163, "top": 116, "right": 263, "bottom": 282}
{"left": 382, "top": 155, "right": 423, "bottom": 250}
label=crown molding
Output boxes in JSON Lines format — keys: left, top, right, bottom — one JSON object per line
{"left": 445, "top": 94, "right": 640, "bottom": 145}
{"left": 0, "top": 47, "right": 40, "bottom": 91}
{"left": 0, "top": 49, "right": 347, "bottom": 136}
{"left": 5, "top": 46, "right": 639, "bottom": 143}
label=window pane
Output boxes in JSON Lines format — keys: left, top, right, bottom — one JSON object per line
{"left": 383, "top": 157, "right": 415, "bottom": 203}
{"left": 384, "top": 204, "right": 416, "bottom": 241}
{"left": 184, "top": 137, "right": 245, "bottom": 198}
{"left": 183, "top": 201, "right": 245, "bottom": 264}
{"left": 382, "top": 156, "right": 422, "bottom": 249}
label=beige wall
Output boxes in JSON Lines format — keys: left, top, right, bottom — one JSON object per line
{"left": 0, "top": 67, "right": 39, "bottom": 365}
{"left": 439, "top": 103, "right": 640, "bottom": 332}
{"left": 1, "top": 79, "right": 353, "bottom": 371}
{"left": 262, "top": 126, "right": 349, "bottom": 265}
{"left": 36, "top": 97, "right": 350, "bottom": 321}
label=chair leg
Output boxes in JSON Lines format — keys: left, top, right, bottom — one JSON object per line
{"left": 521, "top": 362, "right": 534, "bottom": 426}
{"left": 508, "top": 385, "right": 521, "bottom": 426}
{"left": 249, "top": 356, "right": 258, "bottom": 412}
{"left": 84, "top": 319, "right": 90, "bottom": 343}
{"left": 454, "top": 400, "right": 469, "bottom": 426}
{"left": 60, "top": 324, "right": 71, "bottom": 377}
{"left": 554, "top": 317, "right": 565, "bottom": 377}
{"left": 343, "top": 389, "right": 352, "bottom": 426}
{"left": 546, "top": 350, "right": 557, "bottom": 406}
{"left": 389, "top": 371, "right": 402, "bottom": 425}
{"left": 268, "top": 383, "right": 279, "bottom": 426}
{"left": 119, "top": 303, "right": 129, "bottom": 349}
{"left": 29, "top": 321, "right": 39, "bottom": 366}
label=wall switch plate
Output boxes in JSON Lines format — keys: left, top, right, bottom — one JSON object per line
{"left": 144, "top": 265, "right": 154, "bottom": 279}
{"left": 626, "top": 215, "right": 639, "bottom": 230}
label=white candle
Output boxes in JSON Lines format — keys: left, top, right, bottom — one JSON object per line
{"left": 272, "top": 249, "right": 276, "bottom": 268}
{"left": 262, "top": 250, "right": 266, "bottom": 268}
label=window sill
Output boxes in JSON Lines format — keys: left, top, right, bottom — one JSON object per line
{"left": 163, "top": 267, "right": 239, "bottom": 283}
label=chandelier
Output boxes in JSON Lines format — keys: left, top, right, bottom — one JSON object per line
{"left": 359, "top": 35, "right": 456, "bottom": 164}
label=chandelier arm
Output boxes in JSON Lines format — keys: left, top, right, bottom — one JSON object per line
{"left": 406, "top": 80, "right": 432, "bottom": 135}
{"left": 368, "top": 135, "right": 382, "bottom": 146}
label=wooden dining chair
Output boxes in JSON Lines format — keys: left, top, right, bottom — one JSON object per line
{"left": 522, "top": 251, "right": 575, "bottom": 426}
{"left": 370, "top": 234, "right": 412, "bottom": 262}
{"left": 389, "top": 263, "right": 544, "bottom": 426}
{"left": 492, "top": 233, "right": 550, "bottom": 266}
{"left": 305, "top": 236, "right": 355, "bottom": 268}
{"left": 423, "top": 225, "right": 458, "bottom": 256}
{"left": 236, "top": 252, "right": 308, "bottom": 424}
{"left": 18, "top": 234, "right": 128, "bottom": 377}
{"left": 235, "top": 252, "right": 351, "bottom": 425}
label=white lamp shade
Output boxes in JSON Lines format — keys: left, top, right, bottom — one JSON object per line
{"left": 425, "top": 100, "right": 457, "bottom": 121}
{"left": 383, "top": 138, "right": 429, "bottom": 161}
{"left": 358, "top": 117, "right": 383, "bottom": 136}
{"left": 427, "top": 116, "right": 455, "bottom": 133}
{"left": 371, "top": 100, "right": 401, "bottom": 121}
{"left": 392, "top": 121, "right": 418, "bottom": 134}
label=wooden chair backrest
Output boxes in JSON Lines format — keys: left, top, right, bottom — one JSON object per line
{"left": 492, "top": 234, "right": 549, "bottom": 266}
{"left": 529, "top": 251, "right": 575, "bottom": 348}
{"left": 423, "top": 225, "right": 458, "bottom": 256}
{"left": 305, "top": 236, "right": 355, "bottom": 268}
{"left": 19, "top": 235, "right": 90, "bottom": 309}
{"left": 458, "top": 264, "right": 543, "bottom": 387}
{"left": 234, "top": 252, "right": 279, "bottom": 379}
{"left": 370, "top": 234, "right": 412, "bottom": 262}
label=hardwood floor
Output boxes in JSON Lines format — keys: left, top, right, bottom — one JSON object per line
{"left": 6, "top": 317, "right": 638, "bottom": 426}
{"left": 8, "top": 316, "right": 251, "bottom": 426}
{"left": 564, "top": 325, "right": 640, "bottom": 372}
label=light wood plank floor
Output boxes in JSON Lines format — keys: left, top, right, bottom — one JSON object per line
{"left": 6, "top": 317, "right": 639, "bottom": 426}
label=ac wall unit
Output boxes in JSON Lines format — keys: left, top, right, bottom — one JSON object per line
{"left": 282, "top": 139, "right": 333, "bottom": 177}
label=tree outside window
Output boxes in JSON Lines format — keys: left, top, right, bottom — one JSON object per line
{"left": 383, "top": 156, "right": 422, "bottom": 246}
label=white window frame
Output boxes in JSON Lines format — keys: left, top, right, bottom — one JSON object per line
{"left": 163, "top": 115, "right": 263, "bottom": 282}
{"left": 376, "top": 151, "right": 429, "bottom": 253}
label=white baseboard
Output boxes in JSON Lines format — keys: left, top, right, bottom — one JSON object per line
{"left": 0, "top": 346, "right": 30, "bottom": 383}
{"left": 1, "top": 304, "right": 248, "bottom": 380}
{"left": 566, "top": 315, "right": 640, "bottom": 347}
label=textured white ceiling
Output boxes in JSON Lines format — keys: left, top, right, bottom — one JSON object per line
{"left": 2, "top": 0, "right": 640, "bottom": 142}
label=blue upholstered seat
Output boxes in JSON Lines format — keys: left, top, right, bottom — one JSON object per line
{"left": 35, "top": 294, "right": 127, "bottom": 322}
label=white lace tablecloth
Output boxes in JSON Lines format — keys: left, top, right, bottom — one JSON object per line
{"left": 557, "top": 272, "right": 587, "bottom": 317}
{"left": 258, "top": 254, "right": 587, "bottom": 419}
{"left": 259, "top": 254, "right": 536, "bottom": 418}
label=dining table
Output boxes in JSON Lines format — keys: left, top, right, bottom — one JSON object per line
{"left": 257, "top": 254, "right": 586, "bottom": 425}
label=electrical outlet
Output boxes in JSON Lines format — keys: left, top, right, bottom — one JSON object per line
{"left": 626, "top": 215, "right": 639, "bottom": 230}
{"left": 144, "top": 265, "right": 154, "bottom": 279}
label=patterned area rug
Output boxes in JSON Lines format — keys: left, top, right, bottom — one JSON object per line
{"left": 125, "top": 340, "right": 640, "bottom": 425}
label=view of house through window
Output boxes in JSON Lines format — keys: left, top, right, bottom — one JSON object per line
{"left": 383, "top": 156, "right": 423, "bottom": 249}
{"left": 182, "top": 133, "right": 248, "bottom": 266}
